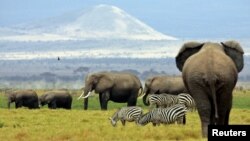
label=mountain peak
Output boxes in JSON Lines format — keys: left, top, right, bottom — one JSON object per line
{"left": 93, "top": 4, "right": 122, "bottom": 11}
{"left": 0, "top": 5, "right": 177, "bottom": 41}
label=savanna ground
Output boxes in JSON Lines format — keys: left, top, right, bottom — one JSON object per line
{"left": 0, "top": 90, "right": 250, "bottom": 141}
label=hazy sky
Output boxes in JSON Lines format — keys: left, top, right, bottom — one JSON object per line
{"left": 1, "top": 0, "right": 250, "bottom": 38}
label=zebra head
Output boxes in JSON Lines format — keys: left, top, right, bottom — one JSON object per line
{"left": 109, "top": 117, "right": 117, "bottom": 127}
{"left": 137, "top": 112, "right": 152, "bottom": 126}
{"left": 109, "top": 109, "right": 120, "bottom": 127}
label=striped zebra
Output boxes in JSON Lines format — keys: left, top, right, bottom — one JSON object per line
{"left": 138, "top": 104, "right": 187, "bottom": 126}
{"left": 147, "top": 93, "right": 178, "bottom": 109}
{"left": 109, "top": 106, "right": 143, "bottom": 127}
{"left": 178, "top": 93, "right": 196, "bottom": 112}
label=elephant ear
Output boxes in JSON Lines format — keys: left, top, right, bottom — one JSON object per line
{"left": 44, "top": 94, "right": 52, "bottom": 103}
{"left": 221, "top": 41, "right": 244, "bottom": 72}
{"left": 175, "top": 42, "right": 204, "bottom": 71}
{"left": 97, "top": 74, "right": 114, "bottom": 90}
{"left": 145, "top": 77, "right": 155, "bottom": 88}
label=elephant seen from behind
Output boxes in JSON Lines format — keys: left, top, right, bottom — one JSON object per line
{"left": 7, "top": 89, "right": 39, "bottom": 109}
{"left": 39, "top": 90, "right": 72, "bottom": 109}
{"left": 175, "top": 41, "right": 244, "bottom": 137}
{"left": 78, "top": 71, "right": 143, "bottom": 110}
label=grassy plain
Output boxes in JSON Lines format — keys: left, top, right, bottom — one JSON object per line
{"left": 0, "top": 90, "right": 250, "bottom": 141}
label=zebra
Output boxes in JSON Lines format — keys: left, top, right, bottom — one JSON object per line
{"left": 138, "top": 104, "right": 187, "bottom": 126}
{"left": 109, "top": 106, "right": 143, "bottom": 127}
{"left": 147, "top": 93, "right": 178, "bottom": 109}
{"left": 137, "top": 108, "right": 162, "bottom": 126}
{"left": 177, "top": 93, "right": 196, "bottom": 112}
{"left": 147, "top": 93, "right": 196, "bottom": 112}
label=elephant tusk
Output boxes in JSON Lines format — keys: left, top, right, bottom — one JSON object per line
{"left": 77, "top": 91, "right": 85, "bottom": 100}
{"left": 138, "top": 92, "right": 146, "bottom": 98}
{"left": 82, "top": 91, "right": 92, "bottom": 99}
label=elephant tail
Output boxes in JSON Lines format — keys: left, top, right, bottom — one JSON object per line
{"left": 209, "top": 79, "right": 219, "bottom": 122}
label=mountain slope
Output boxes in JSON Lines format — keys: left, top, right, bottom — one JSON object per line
{"left": 0, "top": 4, "right": 177, "bottom": 41}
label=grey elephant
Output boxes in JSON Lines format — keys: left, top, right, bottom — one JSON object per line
{"left": 39, "top": 90, "right": 72, "bottom": 109}
{"left": 175, "top": 41, "right": 244, "bottom": 137}
{"left": 78, "top": 71, "right": 143, "bottom": 110}
{"left": 7, "top": 89, "right": 39, "bottom": 109}
{"left": 142, "top": 76, "right": 187, "bottom": 106}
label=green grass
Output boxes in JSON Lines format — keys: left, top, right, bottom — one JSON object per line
{"left": 1, "top": 89, "right": 250, "bottom": 109}
{"left": 0, "top": 90, "right": 249, "bottom": 141}
{"left": 232, "top": 90, "right": 250, "bottom": 109}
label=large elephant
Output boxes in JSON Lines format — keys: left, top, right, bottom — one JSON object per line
{"left": 175, "top": 41, "right": 244, "bottom": 137}
{"left": 7, "top": 89, "right": 39, "bottom": 109}
{"left": 39, "top": 90, "right": 72, "bottom": 109}
{"left": 142, "top": 76, "right": 187, "bottom": 106}
{"left": 78, "top": 72, "right": 143, "bottom": 110}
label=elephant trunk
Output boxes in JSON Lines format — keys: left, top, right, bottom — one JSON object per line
{"left": 8, "top": 101, "right": 11, "bottom": 109}
{"left": 142, "top": 87, "right": 150, "bottom": 106}
{"left": 83, "top": 91, "right": 92, "bottom": 110}
{"left": 83, "top": 87, "right": 92, "bottom": 110}
{"left": 142, "top": 93, "right": 149, "bottom": 106}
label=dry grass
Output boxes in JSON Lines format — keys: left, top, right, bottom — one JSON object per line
{"left": 0, "top": 90, "right": 249, "bottom": 141}
{"left": 0, "top": 108, "right": 249, "bottom": 141}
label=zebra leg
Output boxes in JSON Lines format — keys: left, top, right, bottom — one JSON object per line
{"left": 183, "top": 115, "right": 186, "bottom": 125}
{"left": 121, "top": 119, "right": 126, "bottom": 126}
{"left": 176, "top": 115, "right": 186, "bottom": 125}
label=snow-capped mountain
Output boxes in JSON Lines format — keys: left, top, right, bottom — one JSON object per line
{"left": 0, "top": 4, "right": 177, "bottom": 41}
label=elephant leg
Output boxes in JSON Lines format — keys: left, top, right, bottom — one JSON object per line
{"left": 51, "top": 102, "right": 57, "bottom": 109}
{"left": 127, "top": 91, "right": 137, "bottom": 106}
{"left": 66, "top": 101, "right": 72, "bottom": 110}
{"left": 48, "top": 101, "right": 57, "bottom": 109}
{"left": 224, "top": 109, "right": 231, "bottom": 125}
{"left": 15, "top": 101, "right": 23, "bottom": 109}
{"left": 100, "top": 92, "right": 110, "bottom": 110}
{"left": 189, "top": 87, "right": 212, "bottom": 137}
{"left": 217, "top": 90, "right": 233, "bottom": 125}
{"left": 99, "top": 94, "right": 103, "bottom": 109}
{"left": 28, "top": 103, "right": 34, "bottom": 109}
{"left": 34, "top": 102, "right": 39, "bottom": 109}
{"left": 48, "top": 103, "right": 52, "bottom": 109}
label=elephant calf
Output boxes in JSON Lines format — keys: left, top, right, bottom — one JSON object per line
{"left": 7, "top": 89, "right": 39, "bottom": 109}
{"left": 143, "top": 75, "right": 187, "bottom": 106}
{"left": 39, "top": 90, "right": 72, "bottom": 109}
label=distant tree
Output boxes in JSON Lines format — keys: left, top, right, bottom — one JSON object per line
{"left": 73, "top": 67, "right": 90, "bottom": 74}
{"left": 120, "top": 69, "right": 140, "bottom": 76}
{"left": 140, "top": 69, "right": 167, "bottom": 80}
{"left": 40, "top": 72, "right": 57, "bottom": 83}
